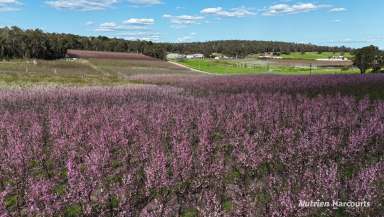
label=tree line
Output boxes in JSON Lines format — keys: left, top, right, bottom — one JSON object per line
{"left": 0, "top": 26, "right": 353, "bottom": 61}
{"left": 0, "top": 26, "right": 166, "bottom": 60}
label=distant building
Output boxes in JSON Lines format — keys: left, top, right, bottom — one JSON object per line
{"left": 211, "top": 53, "right": 229, "bottom": 59}
{"left": 186, "top": 53, "right": 204, "bottom": 59}
{"left": 258, "top": 52, "right": 282, "bottom": 59}
{"left": 317, "top": 56, "right": 349, "bottom": 61}
{"left": 166, "top": 53, "right": 204, "bottom": 60}
{"left": 166, "top": 53, "right": 186, "bottom": 60}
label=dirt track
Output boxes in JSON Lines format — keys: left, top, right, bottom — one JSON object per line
{"left": 168, "top": 61, "right": 216, "bottom": 75}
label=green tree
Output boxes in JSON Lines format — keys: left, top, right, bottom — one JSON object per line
{"left": 352, "top": 45, "right": 381, "bottom": 74}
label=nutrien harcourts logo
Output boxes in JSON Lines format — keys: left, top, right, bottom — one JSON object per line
{"left": 299, "top": 200, "right": 371, "bottom": 208}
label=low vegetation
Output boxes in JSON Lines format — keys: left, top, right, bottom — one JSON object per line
{"left": 0, "top": 75, "right": 383, "bottom": 216}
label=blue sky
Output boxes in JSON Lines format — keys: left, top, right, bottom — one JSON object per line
{"left": 0, "top": 0, "right": 383, "bottom": 48}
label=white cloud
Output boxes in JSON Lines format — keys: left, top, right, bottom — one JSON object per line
{"left": 100, "top": 22, "right": 117, "bottom": 28}
{"left": 95, "top": 17, "right": 160, "bottom": 41}
{"left": 326, "top": 38, "right": 372, "bottom": 44}
{"left": 47, "top": 0, "right": 161, "bottom": 10}
{"left": 95, "top": 15, "right": 155, "bottom": 34}
{"left": 113, "top": 31, "right": 161, "bottom": 41}
{"left": 262, "top": 3, "right": 326, "bottom": 16}
{"left": 95, "top": 22, "right": 147, "bottom": 32}
{"left": 201, "top": 7, "right": 255, "bottom": 17}
{"left": 163, "top": 14, "right": 204, "bottom": 25}
{"left": 46, "top": 0, "right": 118, "bottom": 11}
{"left": 329, "top": 7, "right": 346, "bottom": 12}
{"left": 123, "top": 18, "right": 154, "bottom": 25}
{"left": 95, "top": 17, "right": 155, "bottom": 32}
{"left": 127, "top": 0, "right": 161, "bottom": 5}
{"left": 0, "top": 0, "right": 22, "bottom": 12}
{"left": 324, "top": 36, "right": 384, "bottom": 45}
{"left": 0, "top": 0, "right": 19, "bottom": 3}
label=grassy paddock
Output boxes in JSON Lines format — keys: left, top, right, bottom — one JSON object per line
{"left": 0, "top": 58, "right": 194, "bottom": 87}
{"left": 0, "top": 59, "right": 122, "bottom": 87}
{"left": 178, "top": 59, "right": 359, "bottom": 75}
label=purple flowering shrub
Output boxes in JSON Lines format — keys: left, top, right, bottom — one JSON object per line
{"left": 0, "top": 76, "right": 383, "bottom": 216}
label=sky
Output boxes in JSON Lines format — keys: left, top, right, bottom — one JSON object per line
{"left": 0, "top": 0, "right": 383, "bottom": 48}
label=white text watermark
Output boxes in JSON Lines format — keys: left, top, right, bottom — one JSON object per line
{"left": 299, "top": 200, "right": 370, "bottom": 208}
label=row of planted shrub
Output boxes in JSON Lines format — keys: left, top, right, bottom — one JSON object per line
{"left": 130, "top": 73, "right": 384, "bottom": 99}
{"left": 0, "top": 85, "right": 383, "bottom": 216}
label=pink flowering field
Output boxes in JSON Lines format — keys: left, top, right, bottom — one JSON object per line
{"left": 0, "top": 74, "right": 383, "bottom": 217}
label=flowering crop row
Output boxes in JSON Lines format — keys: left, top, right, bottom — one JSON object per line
{"left": 0, "top": 77, "right": 383, "bottom": 216}
{"left": 131, "top": 74, "right": 384, "bottom": 99}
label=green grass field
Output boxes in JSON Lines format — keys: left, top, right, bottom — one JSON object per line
{"left": 280, "top": 52, "right": 354, "bottom": 60}
{"left": 178, "top": 59, "right": 360, "bottom": 75}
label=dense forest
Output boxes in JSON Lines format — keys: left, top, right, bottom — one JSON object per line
{"left": 0, "top": 26, "right": 351, "bottom": 60}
